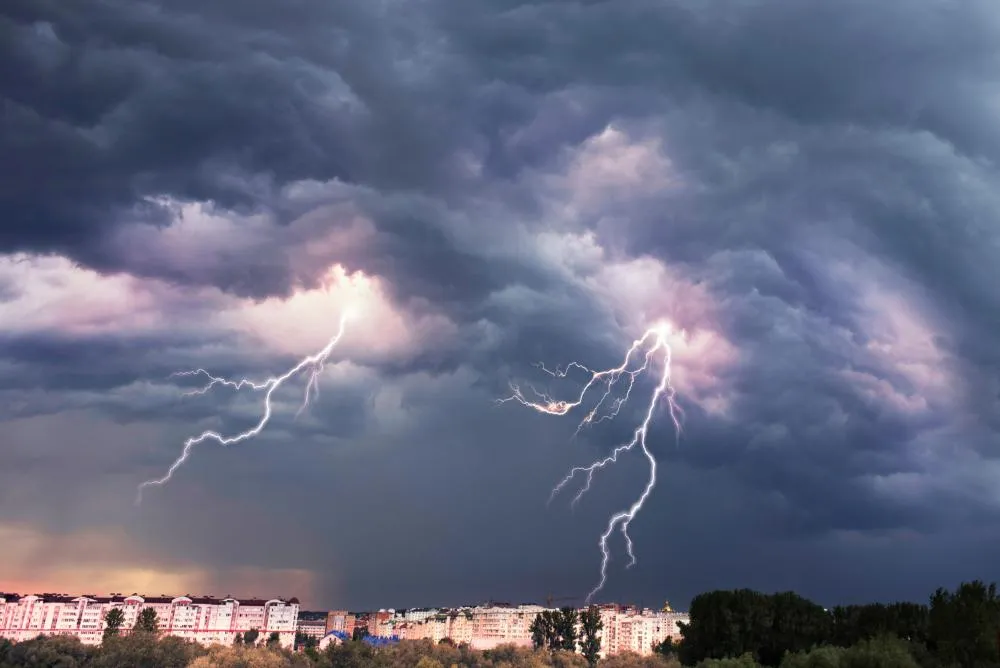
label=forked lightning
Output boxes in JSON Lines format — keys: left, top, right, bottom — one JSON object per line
{"left": 135, "top": 311, "right": 353, "bottom": 505}
{"left": 499, "top": 323, "right": 682, "bottom": 602}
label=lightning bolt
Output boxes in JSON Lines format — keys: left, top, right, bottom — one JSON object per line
{"left": 499, "top": 323, "right": 682, "bottom": 603}
{"left": 136, "top": 311, "right": 353, "bottom": 505}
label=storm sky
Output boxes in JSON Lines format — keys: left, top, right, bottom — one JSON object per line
{"left": 4, "top": 0, "right": 1000, "bottom": 612}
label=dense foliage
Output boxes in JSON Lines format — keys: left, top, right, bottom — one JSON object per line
{"left": 0, "top": 635, "right": 673, "bottom": 668}
{"left": 3, "top": 580, "right": 999, "bottom": 668}
{"left": 671, "top": 580, "right": 1000, "bottom": 668}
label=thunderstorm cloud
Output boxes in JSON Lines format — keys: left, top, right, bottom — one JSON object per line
{"left": 3, "top": 0, "right": 1000, "bottom": 609}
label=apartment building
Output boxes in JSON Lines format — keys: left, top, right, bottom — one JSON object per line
{"left": 324, "top": 610, "right": 356, "bottom": 637}
{"left": 0, "top": 593, "right": 299, "bottom": 648}
{"left": 598, "top": 606, "right": 689, "bottom": 657}
{"left": 389, "top": 604, "right": 548, "bottom": 650}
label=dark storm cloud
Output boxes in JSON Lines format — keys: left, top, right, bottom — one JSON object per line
{"left": 4, "top": 0, "right": 1000, "bottom": 609}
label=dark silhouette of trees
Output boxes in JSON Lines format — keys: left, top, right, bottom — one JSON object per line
{"left": 0, "top": 635, "right": 95, "bottom": 668}
{"left": 679, "top": 589, "right": 828, "bottom": 665}
{"left": 531, "top": 609, "right": 580, "bottom": 653}
{"left": 655, "top": 637, "right": 679, "bottom": 660}
{"left": 243, "top": 627, "right": 260, "bottom": 646}
{"left": 92, "top": 634, "right": 203, "bottom": 668}
{"left": 266, "top": 631, "right": 282, "bottom": 649}
{"left": 927, "top": 580, "right": 1000, "bottom": 668}
{"left": 102, "top": 608, "right": 125, "bottom": 641}
{"left": 532, "top": 613, "right": 552, "bottom": 650}
{"left": 829, "top": 603, "right": 929, "bottom": 647}
{"left": 580, "top": 606, "right": 604, "bottom": 666}
{"left": 679, "top": 590, "right": 914, "bottom": 667}
{"left": 134, "top": 608, "right": 160, "bottom": 635}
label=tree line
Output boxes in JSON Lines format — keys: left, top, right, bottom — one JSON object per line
{"left": 529, "top": 606, "right": 604, "bottom": 665}
{"left": 668, "top": 580, "right": 1000, "bottom": 668}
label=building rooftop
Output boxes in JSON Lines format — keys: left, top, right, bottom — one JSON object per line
{"left": 0, "top": 593, "right": 300, "bottom": 606}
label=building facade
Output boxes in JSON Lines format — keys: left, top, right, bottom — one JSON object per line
{"left": 0, "top": 593, "right": 300, "bottom": 648}
{"left": 386, "top": 603, "right": 688, "bottom": 657}
{"left": 388, "top": 604, "right": 549, "bottom": 650}
{"left": 596, "top": 606, "right": 688, "bottom": 657}
{"left": 324, "top": 610, "right": 355, "bottom": 638}
{"left": 296, "top": 619, "right": 327, "bottom": 642}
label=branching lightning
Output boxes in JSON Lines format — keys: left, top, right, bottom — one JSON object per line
{"left": 499, "top": 323, "right": 683, "bottom": 603}
{"left": 136, "top": 311, "right": 353, "bottom": 505}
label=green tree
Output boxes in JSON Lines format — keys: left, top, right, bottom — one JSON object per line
{"left": 530, "top": 612, "right": 552, "bottom": 650}
{"left": 554, "top": 607, "right": 578, "bottom": 652}
{"left": 696, "top": 653, "right": 764, "bottom": 668}
{"left": 760, "top": 591, "right": 832, "bottom": 665}
{"left": 579, "top": 605, "right": 603, "bottom": 665}
{"left": 928, "top": 580, "right": 1000, "bottom": 668}
{"left": 233, "top": 632, "right": 244, "bottom": 646}
{"left": 679, "top": 590, "right": 775, "bottom": 664}
{"left": 601, "top": 652, "right": 681, "bottom": 668}
{"left": 415, "top": 657, "right": 444, "bottom": 668}
{"left": 323, "top": 638, "right": 379, "bottom": 668}
{"left": 680, "top": 589, "right": 832, "bottom": 666}
{"left": 831, "top": 604, "right": 930, "bottom": 648}
{"left": 243, "top": 627, "right": 261, "bottom": 646}
{"left": 0, "top": 635, "right": 95, "bottom": 668}
{"left": 103, "top": 607, "right": 126, "bottom": 641}
{"left": 656, "top": 637, "right": 680, "bottom": 659}
{"left": 265, "top": 631, "right": 281, "bottom": 649}
{"left": 134, "top": 607, "right": 160, "bottom": 635}
{"left": 92, "top": 634, "right": 204, "bottom": 668}
{"left": 841, "top": 636, "right": 920, "bottom": 668}
{"left": 782, "top": 645, "right": 846, "bottom": 668}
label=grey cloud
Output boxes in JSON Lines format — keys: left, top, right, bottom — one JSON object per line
{"left": 5, "top": 0, "right": 1000, "bottom": 609}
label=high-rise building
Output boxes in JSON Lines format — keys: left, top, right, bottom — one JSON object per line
{"left": 595, "top": 605, "right": 688, "bottom": 657}
{"left": 0, "top": 593, "right": 300, "bottom": 648}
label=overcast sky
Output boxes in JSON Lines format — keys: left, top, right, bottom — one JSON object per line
{"left": 4, "top": 0, "right": 1000, "bottom": 612}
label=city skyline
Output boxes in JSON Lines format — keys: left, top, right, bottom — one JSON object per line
{"left": 4, "top": 0, "right": 1000, "bottom": 612}
{"left": 0, "top": 591, "right": 689, "bottom": 658}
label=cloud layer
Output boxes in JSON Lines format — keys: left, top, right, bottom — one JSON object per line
{"left": 3, "top": 0, "right": 1000, "bottom": 609}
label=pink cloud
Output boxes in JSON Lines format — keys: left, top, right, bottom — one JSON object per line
{"left": 0, "top": 250, "right": 458, "bottom": 368}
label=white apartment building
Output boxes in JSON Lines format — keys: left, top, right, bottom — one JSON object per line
{"left": 296, "top": 619, "right": 327, "bottom": 641}
{"left": 597, "top": 606, "right": 689, "bottom": 657}
{"left": 0, "top": 593, "right": 300, "bottom": 648}
{"left": 387, "top": 603, "right": 688, "bottom": 657}
{"left": 393, "top": 608, "right": 440, "bottom": 624}
{"left": 389, "top": 604, "right": 550, "bottom": 650}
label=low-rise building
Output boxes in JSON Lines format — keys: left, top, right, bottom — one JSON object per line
{"left": 296, "top": 618, "right": 327, "bottom": 642}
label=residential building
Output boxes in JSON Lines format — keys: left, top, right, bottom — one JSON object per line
{"left": 596, "top": 605, "right": 689, "bottom": 657}
{"left": 0, "top": 593, "right": 299, "bottom": 648}
{"left": 368, "top": 610, "right": 393, "bottom": 637}
{"left": 296, "top": 619, "right": 327, "bottom": 642}
{"left": 325, "top": 610, "right": 355, "bottom": 637}
{"left": 387, "top": 604, "right": 548, "bottom": 650}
